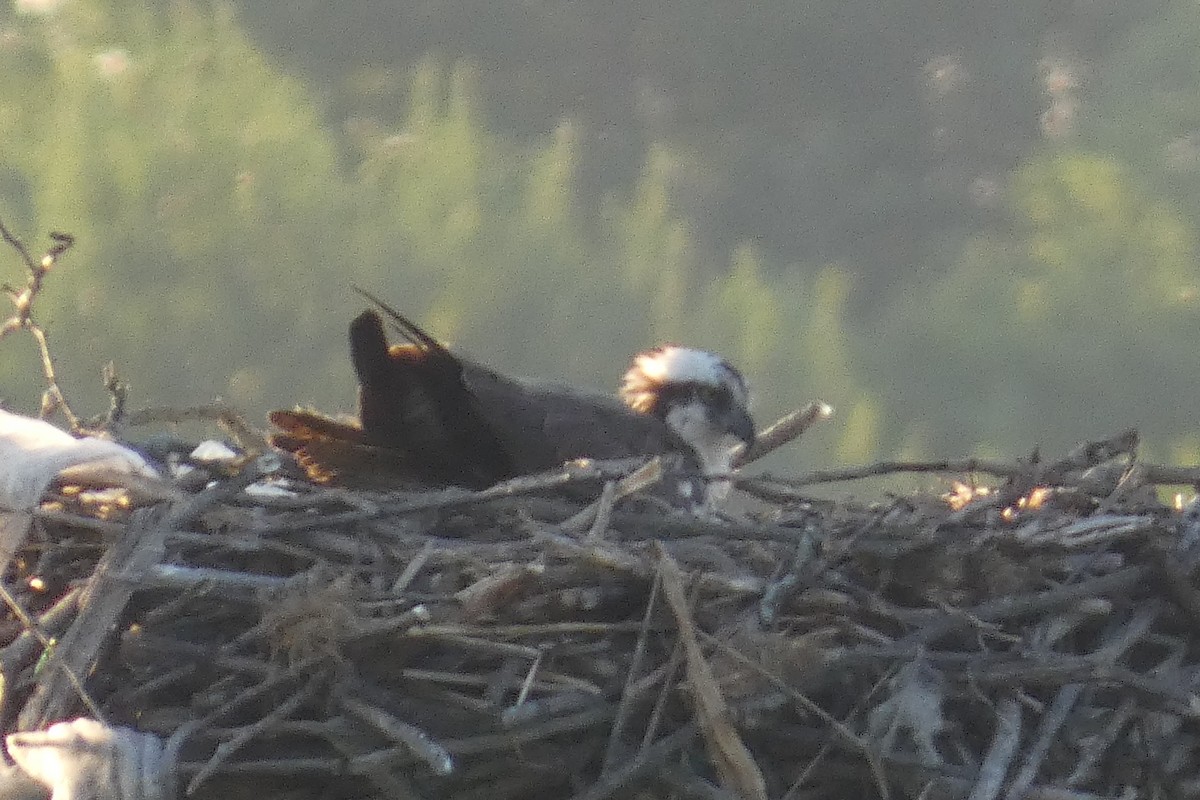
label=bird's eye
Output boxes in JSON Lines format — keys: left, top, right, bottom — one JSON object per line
{"left": 701, "top": 385, "right": 728, "bottom": 408}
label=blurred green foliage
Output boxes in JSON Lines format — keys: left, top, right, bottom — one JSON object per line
{"left": 875, "top": 150, "right": 1199, "bottom": 458}
{"left": 1, "top": 0, "right": 1198, "bottom": 472}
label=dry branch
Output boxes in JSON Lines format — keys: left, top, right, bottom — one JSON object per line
{"left": 0, "top": 221, "right": 79, "bottom": 427}
{"left": 0, "top": 428, "right": 1195, "bottom": 799}
{"left": 734, "top": 401, "right": 834, "bottom": 468}
{"left": 657, "top": 546, "right": 767, "bottom": 800}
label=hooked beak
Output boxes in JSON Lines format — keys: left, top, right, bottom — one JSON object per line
{"left": 720, "top": 406, "right": 756, "bottom": 450}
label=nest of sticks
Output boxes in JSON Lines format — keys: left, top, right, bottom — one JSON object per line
{"left": 1, "top": 423, "right": 1199, "bottom": 800}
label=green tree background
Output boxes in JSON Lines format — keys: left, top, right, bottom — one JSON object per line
{"left": 1, "top": 0, "right": 1197, "bottom": 471}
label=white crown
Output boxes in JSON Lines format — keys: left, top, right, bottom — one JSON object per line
{"left": 620, "top": 346, "right": 747, "bottom": 413}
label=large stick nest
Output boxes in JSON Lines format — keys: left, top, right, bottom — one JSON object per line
{"left": 2, "top": 427, "right": 1200, "bottom": 800}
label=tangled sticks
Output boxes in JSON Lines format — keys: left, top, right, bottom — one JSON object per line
{"left": 0, "top": 431, "right": 1194, "bottom": 799}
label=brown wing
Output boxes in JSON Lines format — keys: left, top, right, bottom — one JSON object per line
{"left": 460, "top": 366, "right": 692, "bottom": 472}
{"left": 349, "top": 301, "right": 514, "bottom": 489}
{"left": 460, "top": 369, "right": 708, "bottom": 510}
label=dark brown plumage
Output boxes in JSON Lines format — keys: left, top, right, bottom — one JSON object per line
{"left": 348, "top": 309, "right": 514, "bottom": 488}
{"left": 271, "top": 294, "right": 754, "bottom": 495}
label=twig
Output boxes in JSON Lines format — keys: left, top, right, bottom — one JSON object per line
{"left": 187, "top": 670, "right": 327, "bottom": 794}
{"left": 0, "top": 222, "right": 79, "bottom": 427}
{"left": 0, "top": 585, "right": 80, "bottom": 682}
{"left": 119, "top": 403, "right": 268, "bottom": 452}
{"left": 339, "top": 694, "right": 454, "bottom": 775}
{"left": 1146, "top": 541, "right": 1200, "bottom": 628}
{"left": 442, "top": 705, "right": 613, "bottom": 756}
{"left": 568, "top": 724, "right": 696, "bottom": 800}
{"left": 1000, "top": 605, "right": 1159, "bottom": 800}
{"left": 966, "top": 696, "right": 1022, "bottom": 800}
{"left": 175, "top": 757, "right": 344, "bottom": 777}
{"left": 657, "top": 545, "right": 767, "bottom": 800}
{"left": 747, "top": 450, "right": 1200, "bottom": 492}
{"left": 253, "top": 461, "right": 639, "bottom": 535}
{"left": 514, "top": 649, "right": 543, "bottom": 708}
{"left": 754, "top": 457, "right": 1023, "bottom": 489}
{"left": 143, "top": 563, "right": 292, "bottom": 595}
{"left": 733, "top": 402, "right": 834, "bottom": 468}
{"left": 0, "top": 583, "right": 99, "bottom": 721}
{"left": 0, "top": 219, "right": 40, "bottom": 273}
{"left": 782, "top": 669, "right": 897, "bottom": 800}
{"left": 905, "top": 768, "right": 1110, "bottom": 800}
{"left": 696, "top": 630, "right": 888, "bottom": 795}
{"left": 402, "top": 629, "right": 542, "bottom": 660}
{"left": 16, "top": 505, "right": 174, "bottom": 729}
{"left": 601, "top": 570, "right": 662, "bottom": 773}
{"left": 391, "top": 540, "right": 435, "bottom": 593}
{"left": 99, "top": 361, "right": 128, "bottom": 430}
{"left": 895, "top": 565, "right": 1150, "bottom": 647}
{"left": 191, "top": 656, "right": 327, "bottom": 730}
{"left": 398, "top": 666, "right": 601, "bottom": 697}
{"left": 501, "top": 691, "right": 601, "bottom": 727}
{"left": 605, "top": 507, "right": 802, "bottom": 543}
{"left": 1065, "top": 696, "right": 1137, "bottom": 786}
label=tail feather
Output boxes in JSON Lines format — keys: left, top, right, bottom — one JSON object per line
{"left": 268, "top": 408, "right": 421, "bottom": 487}
{"left": 352, "top": 286, "right": 443, "bottom": 352}
{"left": 269, "top": 408, "right": 365, "bottom": 444}
{"left": 349, "top": 311, "right": 395, "bottom": 390}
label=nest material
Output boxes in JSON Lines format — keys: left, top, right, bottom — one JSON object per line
{"left": 2, "top": 437, "right": 1199, "bottom": 800}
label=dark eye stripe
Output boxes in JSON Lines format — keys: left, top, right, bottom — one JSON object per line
{"left": 718, "top": 361, "right": 747, "bottom": 396}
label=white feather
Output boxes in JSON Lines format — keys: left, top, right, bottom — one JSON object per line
{"left": 621, "top": 346, "right": 749, "bottom": 413}
{"left": 633, "top": 347, "right": 728, "bottom": 386}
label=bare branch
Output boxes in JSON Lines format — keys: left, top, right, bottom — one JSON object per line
{"left": 0, "top": 219, "right": 79, "bottom": 428}
{"left": 733, "top": 401, "right": 834, "bottom": 468}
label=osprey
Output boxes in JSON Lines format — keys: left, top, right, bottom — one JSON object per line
{"left": 270, "top": 295, "right": 755, "bottom": 504}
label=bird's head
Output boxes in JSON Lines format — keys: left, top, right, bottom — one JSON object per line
{"left": 620, "top": 346, "right": 755, "bottom": 475}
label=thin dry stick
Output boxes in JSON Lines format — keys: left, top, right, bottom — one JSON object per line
{"left": 514, "top": 649, "right": 544, "bottom": 708}
{"left": 912, "top": 772, "right": 1108, "bottom": 800}
{"left": 754, "top": 457, "right": 1023, "bottom": 488}
{"left": 0, "top": 219, "right": 40, "bottom": 272}
{"left": 119, "top": 403, "right": 268, "bottom": 452}
{"left": 782, "top": 668, "right": 897, "bottom": 800}
{"left": 339, "top": 694, "right": 454, "bottom": 776}
{"left": 187, "top": 671, "right": 327, "bottom": 794}
{"left": 565, "top": 458, "right": 669, "bottom": 535}
{"left": 99, "top": 361, "right": 127, "bottom": 429}
{"left": 257, "top": 460, "right": 645, "bottom": 535}
{"left": 696, "top": 630, "right": 889, "bottom": 799}
{"left": 0, "top": 582, "right": 102, "bottom": 721}
{"left": 441, "top": 705, "right": 613, "bottom": 756}
{"left": 657, "top": 546, "right": 767, "bottom": 800}
{"left": 601, "top": 570, "right": 663, "bottom": 774}
{"left": 639, "top": 566, "right": 705, "bottom": 754}
{"left": 176, "top": 757, "right": 343, "bottom": 778}
{"left": 569, "top": 724, "right": 696, "bottom": 800}
{"left": 967, "top": 696, "right": 1022, "bottom": 800}
{"left": 1065, "top": 696, "right": 1138, "bottom": 786}
{"left": 0, "top": 585, "right": 80, "bottom": 674}
{"left": 16, "top": 504, "right": 177, "bottom": 729}
{"left": 895, "top": 565, "right": 1150, "bottom": 648}
{"left": 0, "top": 222, "right": 79, "bottom": 427}
{"left": 734, "top": 401, "right": 834, "bottom": 468}
{"left": 391, "top": 540, "right": 436, "bottom": 594}
{"left": 750, "top": 450, "right": 1200, "bottom": 491}
{"left": 1003, "top": 604, "right": 1159, "bottom": 800}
